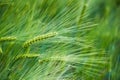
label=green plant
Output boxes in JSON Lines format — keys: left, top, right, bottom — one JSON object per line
{"left": 0, "top": 0, "right": 113, "bottom": 80}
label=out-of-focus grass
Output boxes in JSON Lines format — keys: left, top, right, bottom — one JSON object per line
{"left": 88, "top": 0, "right": 120, "bottom": 80}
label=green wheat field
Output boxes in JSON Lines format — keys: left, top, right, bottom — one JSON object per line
{"left": 0, "top": 0, "right": 120, "bottom": 80}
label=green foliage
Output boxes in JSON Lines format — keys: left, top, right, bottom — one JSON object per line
{"left": 0, "top": 0, "right": 119, "bottom": 80}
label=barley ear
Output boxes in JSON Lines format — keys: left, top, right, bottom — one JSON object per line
{"left": 23, "top": 32, "right": 58, "bottom": 48}
{"left": 0, "top": 36, "right": 16, "bottom": 42}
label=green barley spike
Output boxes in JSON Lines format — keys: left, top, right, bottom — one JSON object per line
{"left": 0, "top": 36, "right": 16, "bottom": 42}
{"left": 16, "top": 53, "right": 40, "bottom": 59}
{"left": 23, "top": 32, "right": 58, "bottom": 48}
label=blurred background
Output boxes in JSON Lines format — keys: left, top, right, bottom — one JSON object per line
{"left": 89, "top": 0, "right": 120, "bottom": 80}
